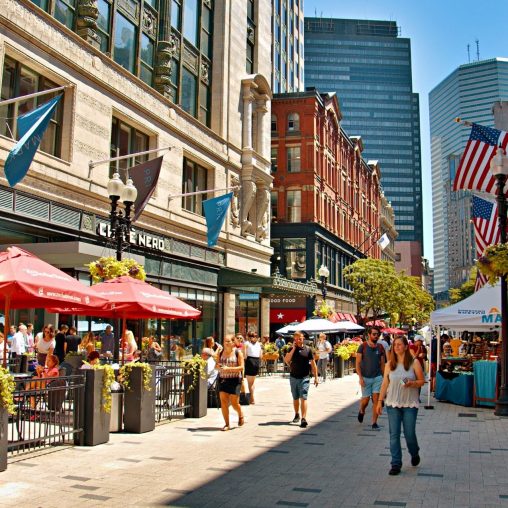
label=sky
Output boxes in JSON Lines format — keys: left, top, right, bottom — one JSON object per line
{"left": 304, "top": 0, "right": 508, "bottom": 266}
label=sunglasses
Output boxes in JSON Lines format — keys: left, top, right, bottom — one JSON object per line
{"left": 371, "top": 332, "right": 380, "bottom": 336}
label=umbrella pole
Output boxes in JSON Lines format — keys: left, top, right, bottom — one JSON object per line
{"left": 3, "top": 297, "right": 10, "bottom": 369}
{"left": 121, "top": 316, "right": 127, "bottom": 366}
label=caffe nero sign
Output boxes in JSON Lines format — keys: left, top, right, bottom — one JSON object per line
{"left": 97, "top": 223, "right": 165, "bottom": 252}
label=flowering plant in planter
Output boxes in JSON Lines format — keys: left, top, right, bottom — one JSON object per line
{"left": 477, "top": 243, "right": 508, "bottom": 285}
{"left": 0, "top": 367, "right": 16, "bottom": 415}
{"left": 181, "top": 354, "right": 207, "bottom": 392}
{"left": 263, "top": 342, "right": 279, "bottom": 355}
{"left": 87, "top": 256, "right": 146, "bottom": 283}
{"left": 334, "top": 341, "right": 360, "bottom": 360}
{"left": 119, "top": 362, "right": 153, "bottom": 392}
{"left": 90, "top": 364, "right": 115, "bottom": 413}
{"left": 313, "top": 301, "right": 334, "bottom": 319}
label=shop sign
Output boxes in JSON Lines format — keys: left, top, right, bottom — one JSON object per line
{"left": 97, "top": 223, "right": 165, "bottom": 252}
{"left": 270, "top": 296, "right": 306, "bottom": 308}
{"left": 481, "top": 307, "right": 501, "bottom": 324}
{"left": 239, "top": 293, "right": 260, "bottom": 301}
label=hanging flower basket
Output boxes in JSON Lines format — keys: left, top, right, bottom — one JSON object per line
{"left": 477, "top": 244, "right": 508, "bottom": 285}
{"left": 87, "top": 256, "right": 146, "bottom": 284}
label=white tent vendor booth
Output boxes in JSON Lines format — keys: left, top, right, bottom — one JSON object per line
{"left": 429, "top": 282, "right": 502, "bottom": 408}
{"left": 431, "top": 282, "right": 502, "bottom": 332}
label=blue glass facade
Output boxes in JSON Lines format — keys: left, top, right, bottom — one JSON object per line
{"left": 430, "top": 58, "right": 508, "bottom": 293}
{"left": 304, "top": 18, "right": 422, "bottom": 246}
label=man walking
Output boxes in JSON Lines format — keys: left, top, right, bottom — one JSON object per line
{"left": 356, "top": 326, "right": 386, "bottom": 430}
{"left": 284, "top": 331, "right": 318, "bottom": 428}
{"left": 100, "top": 325, "right": 115, "bottom": 356}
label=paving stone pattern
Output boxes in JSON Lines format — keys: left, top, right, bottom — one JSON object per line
{"left": 1, "top": 375, "right": 508, "bottom": 507}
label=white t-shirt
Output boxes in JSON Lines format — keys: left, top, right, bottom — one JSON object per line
{"left": 318, "top": 340, "right": 332, "bottom": 359}
{"left": 245, "top": 341, "right": 262, "bottom": 358}
{"left": 11, "top": 332, "right": 26, "bottom": 355}
{"left": 37, "top": 337, "right": 56, "bottom": 354}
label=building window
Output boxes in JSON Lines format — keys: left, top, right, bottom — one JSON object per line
{"left": 271, "top": 147, "right": 278, "bottom": 173}
{"left": 114, "top": 12, "right": 137, "bottom": 73}
{"left": 110, "top": 117, "right": 149, "bottom": 175}
{"left": 31, "top": 0, "right": 76, "bottom": 29}
{"left": 0, "top": 56, "right": 63, "bottom": 158}
{"left": 284, "top": 238, "right": 306, "bottom": 279}
{"left": 287, "top": 190, "right": 301, "bottom": 222}
{"left": 271, "top": 191, "right": 278, "bottom": 221}
{"left": 271, "top": 114, "right": 277, "bottom": 132}
{"left": 246, "top": 0, "right": 255, "bottom": 73}
{"left": 182, "top": 158, "right": 208, "bottom": 215}
{"left": 287, "top": 146, "right": 301, "bottom": 173}
{"left": 288, "top": 112, "right": 299, "bottom": 131}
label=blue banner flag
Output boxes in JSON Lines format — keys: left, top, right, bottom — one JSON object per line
{"left": 4, "top": 94, "right": 62, "bottom": 187}
{"left": 203, "top": 192, "right": 233, "bottom": 247}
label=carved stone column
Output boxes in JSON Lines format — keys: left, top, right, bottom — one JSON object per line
{"left": 154, "top": 0, "right": 177, "bottom": 99}
{"left": 242, "top": 85, "right": 254, "bottom": 150}
{"left": 76, "top": 0, "right": 100, "bottom": 49}
{"left": 255, "top": 97, "right": 268, "bottom": 156}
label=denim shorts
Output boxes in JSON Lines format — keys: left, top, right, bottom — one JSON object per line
{"left": 361, "top": 375, "right": 383, "bottom": 398}
{"left": 290, "top": 376, "right": 310, "bottom": 400}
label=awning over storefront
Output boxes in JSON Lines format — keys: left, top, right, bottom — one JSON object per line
{"left": 218, "top": 268, "right": 319, "bottom": 297}
{"left": 330, "top": 312, "right": 357, "bottom": 323}
{"left": 270, "top": 308, "right": 307, "bottom": 323}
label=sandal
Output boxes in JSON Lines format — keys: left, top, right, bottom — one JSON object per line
{"left": 221, "top": 425, "right": 230, "bottom": 432}
{"left": 238, "top": 415, "right": 245, "bottom": 427}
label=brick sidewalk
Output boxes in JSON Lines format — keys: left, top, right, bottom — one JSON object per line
{"left": 1, "top": 374, "right": 508, "bottom": 507}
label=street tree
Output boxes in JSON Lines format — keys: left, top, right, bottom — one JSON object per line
{"left": 448, "top": 267, "right": 477, "bottom": 304}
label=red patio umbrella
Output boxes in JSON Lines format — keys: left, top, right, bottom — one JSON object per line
{"left": 382, "top": 327, "right": 406, "bottom": 335}
{"left": 0, "top": 246, "right": 108, "bottom": 366}
{"left": 51, "top": 276, "right": 201, "bottom": 363}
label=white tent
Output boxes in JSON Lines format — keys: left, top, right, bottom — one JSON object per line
{"left": 430, "top": 282, "right": 502, "bottom": 332}
{"left": 276, "top": 318, "right": 351, "bottom": 335}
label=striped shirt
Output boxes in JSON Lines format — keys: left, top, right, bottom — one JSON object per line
{"left": 219, "top": 350, "right": 241, "bottom": 378}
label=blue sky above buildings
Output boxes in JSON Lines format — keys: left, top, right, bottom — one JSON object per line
{"left": 304, "top": 0, "right": 508, "bottom": 265}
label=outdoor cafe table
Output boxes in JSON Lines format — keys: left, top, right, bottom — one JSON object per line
{"left": 435, "top": 370, "right": 474, "bottom": 407}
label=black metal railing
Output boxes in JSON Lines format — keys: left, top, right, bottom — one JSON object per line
{"left": 154, "top": 364, "right": 192, "bottom": 423}
{"left": 8, "top": 374, "right": 85, "bottom": 457}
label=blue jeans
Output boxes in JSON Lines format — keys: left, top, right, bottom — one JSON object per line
{"left": 386, "top": 406, "right": 419, "bottom": 468}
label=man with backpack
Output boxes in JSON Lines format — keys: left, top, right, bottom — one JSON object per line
{"left": 356, "top": 326, "right": 386, "bottom": 430}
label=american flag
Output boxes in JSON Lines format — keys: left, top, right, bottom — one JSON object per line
{"left": 454, "top": 123, "right": 508, "bottom": 194}
{"left": 472, "top": 195, "right": 499, "bottom": 254}
{"left": 475, "top": 270, "right": 487, "bottom": 292}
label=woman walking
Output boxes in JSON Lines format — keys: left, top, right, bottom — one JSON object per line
{"left": 244, "top": 332, "right": 262, "bottom": 404}
{"left": 217, "top": 335, "right": 245, "bottom": 431}
{"left": 376, "top": 336, "right": 425, "bottom": 475}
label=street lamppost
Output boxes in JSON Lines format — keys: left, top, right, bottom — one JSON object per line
{"left": 490, "top": 146, "right": 508, "bottom": 417}
{"left": 107, "top": 171, "right": 138, "bottom": 262}
{"left": 318, "top": 264, "right": 330, "bottom": 301}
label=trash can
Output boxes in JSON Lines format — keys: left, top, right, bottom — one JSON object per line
{"left": 109, "top": 381, "right": 124, "bottom": 433}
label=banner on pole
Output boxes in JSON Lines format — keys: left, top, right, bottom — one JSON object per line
{"left": 203, "top": 192, "right": 233, "bottom": 247}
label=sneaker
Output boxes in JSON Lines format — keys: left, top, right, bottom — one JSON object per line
{"left": 357, "top": 411, "right": 365, "bottom": 423}
{"left": 411, "top": 455, "right": 421, "bottom": 467}
{"left": 388, "top": 466, "right": 401, "bottom": 476}
{"left": 300, "top": 418, "right": 308, "bottom": 428}
{"left": 372, "top": 423, "right": 380, "bottom": 430}
{"left": 292, "top": 413, "right": 300, "bottom": 424}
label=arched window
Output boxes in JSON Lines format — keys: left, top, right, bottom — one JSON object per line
{"left": 271, "top": 114, "right": 277, "bottom": 132}
{"left": 288, "top": 112, "right": 300, "bottom": 131}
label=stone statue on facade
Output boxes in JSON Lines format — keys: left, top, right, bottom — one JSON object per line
{"left": 255, "top": 186, "right": 270, "bottom": 241}
{"left": 241, "top": 180, "right": 257, "bottom": 236}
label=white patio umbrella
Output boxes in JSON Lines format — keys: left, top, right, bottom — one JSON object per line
{"left": 276, "top": 318, "right": 345, "bottom": 335}
{"left": 332, "top": 320, "right": 365, "bottom": 332}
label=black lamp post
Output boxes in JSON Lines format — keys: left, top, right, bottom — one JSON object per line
{"left": 106, "top": 171, "right": 138, "bottom": 361}
{"left": 318, "top": 264, "right": 329, "bottom": 301}
{"left": 107, "top": 172, "right": 138, "bottom": 262}
{"left": 491, "top": 147, "right": 508, "bottom": 417}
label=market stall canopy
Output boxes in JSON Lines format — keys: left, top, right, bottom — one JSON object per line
{"left": 51, "top": 276, "right": 201, "bottom": 319}
{"left": 430, "top": 283, "right": 502, "bottom": 331}
{"left": 333, "top": 320, "right": 365, "bottom": 332}
{"left": 275, "top": 322, "right": 302, "bottom": 335}
{"left": 382, "top": 327, "right": 406, "bottom": 335}
{"left": 275, "top": 317, "right": 356, "bottom": 335}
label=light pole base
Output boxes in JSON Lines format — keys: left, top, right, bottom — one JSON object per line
{"left": 494, "top": 389, "right": 508, "bottom": 417}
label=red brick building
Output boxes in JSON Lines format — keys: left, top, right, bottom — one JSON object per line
{"left": 270, "top": 90, "right": 383, "bottom": 329}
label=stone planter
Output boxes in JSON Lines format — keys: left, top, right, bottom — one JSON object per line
{"left": 82, "top": 370, "right": 111, "bottom": 446}
{"left": 123, "top": 366, "right": 155, "bottom": 433}
{"left": 64, "top": 354, "right": 86, "bottom": 374}
{"left": 0, "top": 407, "right": 7, "bottom": 472}
{"left": 333, "top": 356, "right": 344, "bottom": 378}
{"left": 185, "top": 375, "right": 208, "bottom": 418}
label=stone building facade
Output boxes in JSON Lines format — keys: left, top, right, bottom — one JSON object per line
{"left": 0, "top": 0, "right": 280, "bottom": 342}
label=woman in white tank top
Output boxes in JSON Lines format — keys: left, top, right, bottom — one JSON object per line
{"left": 376, "top": 336, "right": 425, "bottom": 476}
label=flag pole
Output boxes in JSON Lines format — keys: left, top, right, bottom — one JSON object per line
{"left": 168, "top": 186, "right": 240, "bottom": 200}
{"left": 454, "top": 117, "right": 473, "bottom": 127}
{"left": 0, "top": 85, "right": 70, "bottom": 107}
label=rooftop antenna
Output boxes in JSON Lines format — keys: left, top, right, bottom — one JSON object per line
{"left": 476, "top": 38, "right": 480, "bottom": 61}
{"left": 467, "top": 44, "right": 471, "bottom": 63}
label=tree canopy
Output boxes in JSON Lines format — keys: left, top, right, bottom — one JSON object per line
{"left": 448, "top": 267, "right": 477, "bottom": 304}
{"left": 343, "top": 258, "right": 434, "bottom": 326}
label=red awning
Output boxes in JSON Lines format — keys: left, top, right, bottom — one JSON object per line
{"left": 344, "top": 313, "right": 357, "bottom": 323}
{"left": 366, "top": 320, "right": 386, "bottom": 327}
{"left": 270, "top": 308, "right": 307, "bottom": 323}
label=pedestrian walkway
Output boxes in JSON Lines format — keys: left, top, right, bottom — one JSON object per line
{"left": 2, "top": 374, "right": 508, "bottom": 507}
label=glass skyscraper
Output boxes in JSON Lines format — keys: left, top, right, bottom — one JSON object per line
{"left": 304, "top": 18, "right": 423, "bottom": 264}
{"left": 430, "top": 58, "right": 508, "bottom": 294}
{"left": 272, "top": 0, "right": 305, "bottom": 93}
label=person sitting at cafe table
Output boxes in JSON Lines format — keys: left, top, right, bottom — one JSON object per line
{"left": 80, "top": 351, "right": 101, "bottom": 369}
{"left": 26, "top": 354, "right": 60, "bottom": 409}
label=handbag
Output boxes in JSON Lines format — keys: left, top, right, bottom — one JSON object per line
{"left": 239, "top": 378, "right": 250, "bottom": 405}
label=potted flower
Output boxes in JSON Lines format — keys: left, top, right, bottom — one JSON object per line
{"left": 87, "top": 256, "right": 146, "bottom": 283}
{"left": 477, "top": 243, "right": 508, "bottom": 284}
{"left": 182, "top": 355, "right": 208, "bottom": 418}
{"left": 82, "top": 364, "right": 115, "bottom": 446}
{"left": 0, "top": 367, "right": 15, "bottom": 471}
{"left": 262, "top": 342, "right": 279, "bottom": 361}
{"left": 119, "top": 362, "right": 155, "bottom": 433}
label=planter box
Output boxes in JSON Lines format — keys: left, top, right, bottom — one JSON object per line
{"left": 333, "top": 357, "right": 344, "bottom": 378}
{"left": 64, "top": 354, "right": 86, "bottom": 374}
{"left": 82, "top": 370, "right": 111, "bottom": 446}
{"left": 123, "top": 366, "right": 156, "bottom": 433}
{"left": 185, "top": 375, "right": 208, "bottom": 418}
{"left": 0, "top": 407, "right": 7, "bottom": 472}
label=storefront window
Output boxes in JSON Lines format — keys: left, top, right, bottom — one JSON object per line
{"left": 235, "top": 294, "right": 260, "bottom": 336}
